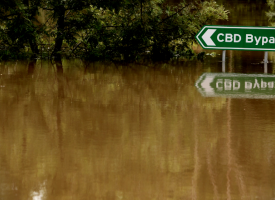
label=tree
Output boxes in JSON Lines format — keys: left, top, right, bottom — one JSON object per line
{"left": 0, "top": 0, "right": 41, "bottom": 58}
{"left": 0, "top": 0, "right": 228, "bottom": 61}
{"left": 267, "top": 0, "right": 275, "bottom": 25}
{"left": 43, "top": 0, "right": 125, "bottom": 60}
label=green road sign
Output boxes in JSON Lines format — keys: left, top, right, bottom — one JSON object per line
{"left": 196, "top": 25, "right": 275, "bottom": 51}
{"left": 195, "top": 73, "right": 275, "bottom": 99}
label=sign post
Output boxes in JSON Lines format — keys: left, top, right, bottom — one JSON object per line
{"left": 196, "top": 25, "right": 275, "bottom": 71}
{"left": 222, "top": 50, "right": 226, "bottom": 72}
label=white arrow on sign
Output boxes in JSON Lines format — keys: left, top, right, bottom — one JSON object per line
{"left": 199, "top": 76, "right": 215, "bottom": 95}
{"left": 202, "top": 29, "right": 216, "bottom": 46}
{"left": 195, "top": 74, "right": 215, "bottom": 96}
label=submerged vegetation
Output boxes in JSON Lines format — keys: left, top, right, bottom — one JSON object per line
{"left": 0, "top": 0, "right": 228, "bottom": 61}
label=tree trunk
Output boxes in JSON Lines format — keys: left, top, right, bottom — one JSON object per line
{"left": 29, "top": 37, "right": 39, "bottom": 58}
{"left": 53, "top": 5, "right": 65, "bottom": 61}
{"left": 23, "top": 0, "right": 39, "bottom": 58}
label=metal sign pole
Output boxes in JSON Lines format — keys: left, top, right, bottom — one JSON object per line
{"left": 264, "top": 51, "right": 268, "bottom": 74}
{"left": 264, "top": 63, "right": 267, "bottom": 74}
{"left": 222, "top": 50, "right": 226, "bottom": 62}
{"left": 222, "top": 50, "right": 226, "bottom": 72}
{"left": 264, "top": 51, "right": 268, "bottom": 63}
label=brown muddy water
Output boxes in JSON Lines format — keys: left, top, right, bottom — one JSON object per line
{"left": 2, "top": 1, "right": 275, "bottom": 200}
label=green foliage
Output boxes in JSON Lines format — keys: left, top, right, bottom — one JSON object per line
{"left": 0, "top": 0, "right": 228, "bottom": 61}
{"left": 80, "top": 0, "right": 228, "bottom": 61}
{"left": 267, "top": 0, "right": 275, "bottom": 26}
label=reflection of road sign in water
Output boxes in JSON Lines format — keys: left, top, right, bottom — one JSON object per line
{"left": 196, "top": 25, "right": 275, "bottom": 51}
{"left": 195, "top": 73, "right": 275, "bottom": 99}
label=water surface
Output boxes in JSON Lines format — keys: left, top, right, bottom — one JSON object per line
{"left": 1, "top": 59, "right": 275, "bottom": 200}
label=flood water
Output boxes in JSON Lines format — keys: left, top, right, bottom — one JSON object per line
{"left": 2, "top": 1, "right": 275, "bottom": 200}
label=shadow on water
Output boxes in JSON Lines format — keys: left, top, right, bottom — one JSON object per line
{"left": 27, "top": 60, "right": 36, "bottom": 75}
{"left": 54, "top": 59, "right": 65, "bottom": 99}
{"left": 55, "top": 59, "right": 64, "bottom": 75}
